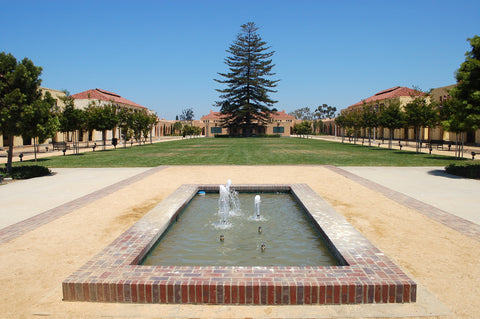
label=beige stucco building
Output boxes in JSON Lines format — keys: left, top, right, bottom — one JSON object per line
{"left": 334, "top": 85, "right": 480, "bottom": 145}
{"left": 68, "top": 88, "right": 159, "bottom": 143}
{"left": 0, "top": 88, "right": 160, "bottom": 155}
{"left": 200, "top": 109, "right": 296, "bottom": 137}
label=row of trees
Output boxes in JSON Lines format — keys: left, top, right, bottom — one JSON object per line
{"left": 334, "top": 95, "right": 437, "bottom": 152}
{"left": 289, "top": 104, "right": 337, "bottom": 121}
{"left": 59, "top": 92, "right": 158, "bottom": 152}
{"left": 0, "top": 52, "right": 158, "bottom": 174}
{"left": 335, "top": 36, "right": 480, "bottom": 158}
{"left": 289, "top": 105, "right": 338, "bottom": 135}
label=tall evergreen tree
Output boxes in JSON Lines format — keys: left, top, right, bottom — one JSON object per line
{"left": 215, "top": 22, "right": 279, "bottom": 136}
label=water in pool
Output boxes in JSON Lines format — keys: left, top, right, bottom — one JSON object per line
{"left": 142, "top": 192, "right": 338, "bottom": 267}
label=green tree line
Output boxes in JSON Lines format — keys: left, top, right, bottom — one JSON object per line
{"left": 1, "top": 51, "right": 158, "bottom": 174}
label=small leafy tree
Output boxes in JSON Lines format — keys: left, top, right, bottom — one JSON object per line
{"left": 293, "top": 120, "right": 312, "bottom": 137}
{"left": 182, "top": 124, "right": 201, "bottom": 138}
{"left": 404, "top": 93, "right": 438, "bottom": 153}
{"left": 335, "top": 113, "right": 347, "bottom": 143}
{"left": 314, "top": 104, "right": 337, "bottom": 119}
{"left": 344, "top": 109, "right": 362, "bottom": 144}
{"left": 117, "top": 107, "right": 134, "bottom": 147}
{"left": 23, "top": 91, "right": 60, "bottom": 160}
{"left": 179, "top": 107, "right": 194, "bottom": 123}
{"left": 85, "top": 101, "right": 118, "bottom": 149}
{"left": 440, "top": 96, "right": 467, "bottom": 158}
{"left": 360, "top": 102, "right": 378, "bottom": 146}
{"left": 378, "top": 99, "right": 405, "bottom": 149}
{"left": 59, "top": 90, "right": 84, "bottom": 154}
{"left": 147, "top": 112, "right": 158, "bottom": 143}
{"left": 289, "top": 107, "right": 314, "bottom": 120}
{"left": 173, "top": 121, "right": 183, "bottom": 135}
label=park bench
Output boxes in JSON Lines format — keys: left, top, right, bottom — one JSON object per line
{"left": 427, "top": 139, "right": 445, "bottom": 150}
{"left": 52, "top": 141, "right": 69, "bottom": 151}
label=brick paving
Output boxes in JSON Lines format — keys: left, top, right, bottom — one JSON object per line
{"left": 0, "top": 166, "right": 166, "bottom": 244}
{"left": 62, "top": 184, "right": 416, "bottom": 305}
{"left": 326, "top": 166, "right": 480, "bottom": 242}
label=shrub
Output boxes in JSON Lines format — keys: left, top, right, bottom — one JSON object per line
{"left": 445, "top": 163, "right": 480, "bottom": 179}
{"left": 2, "top": 165, "right": 52, "bottom": 180}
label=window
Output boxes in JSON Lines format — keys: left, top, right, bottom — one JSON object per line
{"left": 211, "top": 127, "right": 222, "bottom": 134}
{"left": 273, "top": 127, "right": 284, "bottom": 134}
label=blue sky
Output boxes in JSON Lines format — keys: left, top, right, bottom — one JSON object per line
{"left": 1, "top": 0, "right": 478, "bottom": 120}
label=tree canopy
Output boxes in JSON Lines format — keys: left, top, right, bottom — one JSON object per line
{"left": 179, "top": 107, "right": 194, "bottom": 122}
{"left": 215, "top": 22, "right": 279, "bottom": 136}
{"left": 0, "top": 52, "right": 57, "bottom": 172}
{"left": 444, "top": 36, "right": 480, "bottom": 133}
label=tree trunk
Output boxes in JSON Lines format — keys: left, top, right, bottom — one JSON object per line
{"left": 6, "top": 136, "right": 14, "bottom": 175}
{"left": 34, "top": 137, "right": 38, "bottom": 162}
{"left": 103, "top": 130, "right": 106, "bottom": 150}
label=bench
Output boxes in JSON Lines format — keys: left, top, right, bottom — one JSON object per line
{"left": 427, "top": 139, "right": 445, "bottom": 150}
{"left": 52, "top": 141, "right": 70, "bottom": 151}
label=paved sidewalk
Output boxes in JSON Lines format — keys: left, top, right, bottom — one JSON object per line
{"left": 0, "top": 167, "right": 152, "bottom": 229}
{"left": 341, "top": 166, "right": 480, "bottom": 226}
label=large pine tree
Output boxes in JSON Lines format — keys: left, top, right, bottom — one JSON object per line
{"left": 215, "top": 22, "right": 279, "bottom": 136}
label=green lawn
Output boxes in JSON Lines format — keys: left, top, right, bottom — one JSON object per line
{"left": 18, "top": 137, "right": 465, "bottom": 168}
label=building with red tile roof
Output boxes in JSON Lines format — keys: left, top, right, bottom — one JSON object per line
{"left": 71, "top": 88, "right": 147, "bottom": 110}
{"left": 68, "top": 88, "right": 159, "bottom": 144}
{"left": 345, "top": 86, "right": 425, "bottom": 111}
{"left": 200, "top": 109, "right": 296, "bottom": 136}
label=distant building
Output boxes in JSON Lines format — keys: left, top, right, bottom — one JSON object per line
{"left": 69, "top": 88, "right": 159, "bottom": 143}
{"left": 200, "top": 110, "right": 296, "bottom": 137}
{"left": 342, "top": 86, "right": 425, "bottom": 140}
{"left": 334, "top": 85, "right": 479, "bottom": 145}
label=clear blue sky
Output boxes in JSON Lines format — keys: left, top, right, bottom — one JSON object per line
{"left": 1, "top": 0, "right": 478, "bottom": 120}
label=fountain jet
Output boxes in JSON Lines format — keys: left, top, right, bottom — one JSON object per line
{"left": 254, "top": 195, "right": 261, "bottom": 219}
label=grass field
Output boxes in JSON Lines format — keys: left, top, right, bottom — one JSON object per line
{"left": 18, "top": 137, "right": 463, "bottom": 167}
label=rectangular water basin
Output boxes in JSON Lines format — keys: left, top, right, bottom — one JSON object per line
{"left": 142, "top": 191, "right": 340, "bottom": 267}
{"left": 62, "top": 184, "right": 416, "bottom": 305}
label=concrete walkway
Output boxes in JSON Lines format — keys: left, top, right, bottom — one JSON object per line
{"left": 342, "top": 166, "right": 480, "bottom": 226}
{"left": 0, "top": 168, "right": 152, "bottom": 229}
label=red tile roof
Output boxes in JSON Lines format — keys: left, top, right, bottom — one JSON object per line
{"left": 71, "top": 88, "right": 146, "bottom": 109}
{"left": 201, "top": 109, "right": 295, "bottom": 121}
{"left": 201, "top": 110, "right": 225, "bottom": 120}
{"left": 347, "top": 86, "right": 425, "bottom": 109}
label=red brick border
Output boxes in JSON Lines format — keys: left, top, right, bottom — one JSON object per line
{"left": 62, "top": 184, "right": 416, "bottom": 305}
